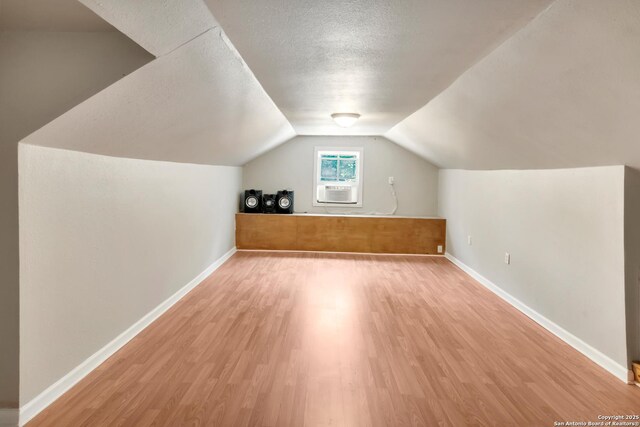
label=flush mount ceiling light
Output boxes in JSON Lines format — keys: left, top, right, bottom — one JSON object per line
{"left": 331, "top": 113, "right": 360, "bottom": 128}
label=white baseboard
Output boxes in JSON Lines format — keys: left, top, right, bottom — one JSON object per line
{"left": 19, "top": 247, "right": 237, "bottom": 426}
{"left": 0, "top": 409, "right": 18, "bottom": 427}
{"left": 444, "top": 252, "right": 630, "bottom": 383}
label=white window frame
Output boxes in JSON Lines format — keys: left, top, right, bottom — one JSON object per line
{"left": 313, "top": 146, "right": 364, "bottom": 208}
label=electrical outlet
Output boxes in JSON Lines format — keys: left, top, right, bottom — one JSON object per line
{"left": 504, "top": 252, "right": 510, "bottom": 264}
{"left": 388, "top": 176, "right": 395, "bottom": 185}
{"left": 437, "top": 245, "right": 443, "bottom": 254}
{"left": 467, "top": 235, "right": 472, "bottom": 245}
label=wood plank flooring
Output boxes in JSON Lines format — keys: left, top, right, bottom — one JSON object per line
{"left": 27, "top": 251, "right": 640, "bottom": 426}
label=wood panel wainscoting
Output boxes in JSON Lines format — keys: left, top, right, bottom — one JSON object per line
{"left": 235, "top": 213, "right": 446, "bottom": 254}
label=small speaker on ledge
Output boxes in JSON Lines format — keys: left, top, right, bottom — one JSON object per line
{"left": 276, "top": 190, "right": 294, "bottom": 214}
{"left": 243, "top": 189, "right": 262, "bottom": 213}
{"left": 262, "top": 194, "right": 277, "bottom": 213}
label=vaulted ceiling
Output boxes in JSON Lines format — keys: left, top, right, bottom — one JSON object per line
{"left": 204, "top": 0, "right": 552, "bottom": 136}
{"left": 13, "top": 0, "right": 640, "bottom": 170}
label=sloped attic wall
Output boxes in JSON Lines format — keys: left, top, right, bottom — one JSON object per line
{"left": 386, "top": 0, "right": 640, "bottom": 170}
{"left": 0, "top": 29, "right": 152, "bottom": 409}
{"left": 390, "top": 0, "right": 640, "bottom": 378}
{"left": 19, "top": 28, "right": 295, "bottom": 166}
{"left": 15, "top": 0, "right": 295, "bottom": 413}
{"left": 79, "top": 0, "right": 216, "bottom": 57}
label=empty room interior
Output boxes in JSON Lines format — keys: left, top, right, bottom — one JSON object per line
{"left": 2, "top": 0, "right": 640, "bottom": 425}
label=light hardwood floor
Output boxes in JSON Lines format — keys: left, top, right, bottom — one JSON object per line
{"left": 28, "top": 252, "right": 640, "bottom": 426}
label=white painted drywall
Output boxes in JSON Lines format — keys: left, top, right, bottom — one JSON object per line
{"left": 439, "top": 166, "right": 627, "bottom": 367}
{"left": 386, "top": 0, "right": 640, "bottom": 170}
{"left": 0, "top": 30, "right": 152, "bottom": 408}
{"left": 625, "top": 167, "right": 640, "bottom": 365}
{"left": 79, "top": 0, "right": 216, "bottom": 56}
{"left": 20, "top": 29, "right": 295, "bottom": 166}
{"left": 18, "top": 144, "right": 242, "bottom": 403}
{"left": 439, "top": 167, "right": 628, "bottom": 367}
{"left": 0, "top": 0, "right": 114, "bottom": 31}
{"left": 243, "top": 136, "right": 439, "bottom": 216}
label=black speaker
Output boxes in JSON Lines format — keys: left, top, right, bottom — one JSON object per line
{"left": 243, "top": 189, "right": 262, "bottom": 213}
{"left": 262, "top": 194, "right": 277, "bottom": 213}
{"left": 276, "top": 190, "right": 294, "bottom": 214}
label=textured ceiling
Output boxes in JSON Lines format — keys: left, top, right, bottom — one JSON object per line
{"left": 204, "top": 0, "right": 553, "bottom": 136}
{"left": 0, "top": 0, "right": 113, "bottom": 31}
{"left": 14, "top": 0, "right": 640, "bottom": 170}
{"left": 385, "top": 0, "right": 640, "bottom": 170}
{"left": 20, "top": 29, "right": 295, "bottom": 166}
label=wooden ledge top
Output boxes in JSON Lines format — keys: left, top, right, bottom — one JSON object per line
{"left": 236, "top": 212, "right": 445, "bottom": 220}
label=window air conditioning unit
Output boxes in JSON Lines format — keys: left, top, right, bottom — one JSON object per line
{"left": 317, "top": 185, "right": 358, "bottom": 204}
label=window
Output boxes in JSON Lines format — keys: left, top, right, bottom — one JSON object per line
{"left": 319, "top": 153, "right": 357, "bottom": 182}
{"left": 313, "top": 147, "right": 363, "bottom": 207}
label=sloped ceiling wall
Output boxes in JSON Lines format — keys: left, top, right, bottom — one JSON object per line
{"left": 21, "top": 0, "right": 295, "bottom": 166}
{"left": 18, "top": 0, "right": 640, "bottom": 170}
{"left": 20, "top": 28, "right": 295, "bottom": 166}
{"left": 0, "top": 0, "right": 113, "bottom": 31}
{"left": 0, "top": 1, "right": 155, "bottom": 407}
{"left": 20, "top": 0, "right": 561, "bottom": 167}
{"left": 78, "top": 0, "right": 215, "bottom": 57}
{"left": 386, "top": 0, "right": 640, "bottom": 170}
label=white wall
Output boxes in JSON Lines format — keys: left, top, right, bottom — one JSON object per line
{"left": 625, "top": 167, "right": 640, "bottom": 365}
{"left": 19, "top": 144, "right": 241, "bottom": 403}
{"left": 243, "top": 136, "right": 439, "bottom": 216}
{"left": 0, "top": 30, "right": 152, "bottom": 408}
{"left": 439, "top": 167, "right": 628, "bottom": 370}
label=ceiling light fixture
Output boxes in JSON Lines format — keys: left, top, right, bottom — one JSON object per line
{"left": 331, "top": 113, "right": 360, "bottom": 128}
